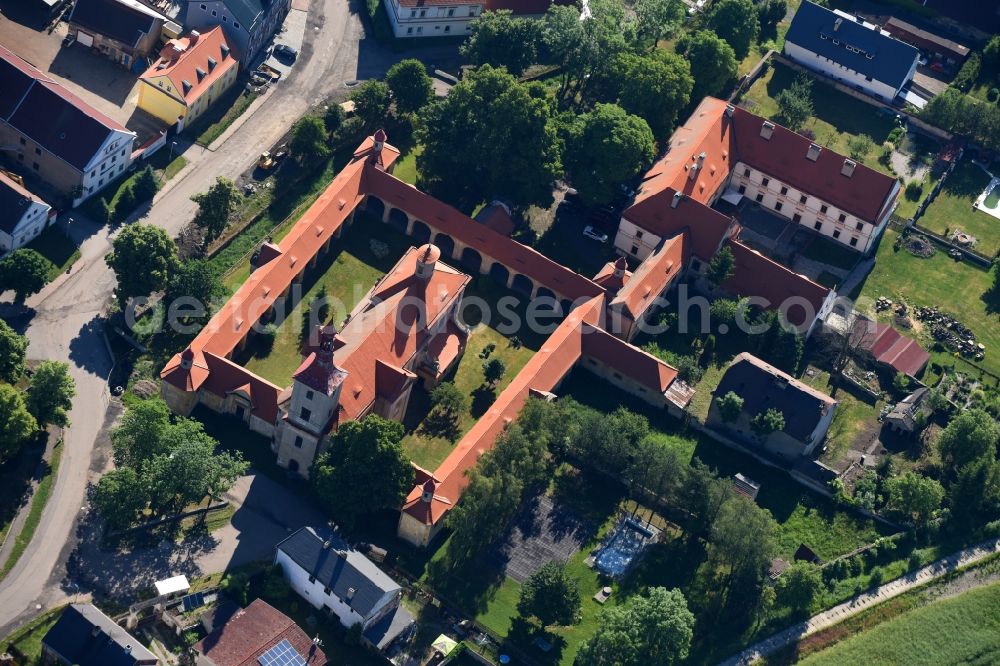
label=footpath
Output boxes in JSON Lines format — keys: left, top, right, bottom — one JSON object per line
{"left": 720, "top": 536, "right": 1000, "bottom": 665}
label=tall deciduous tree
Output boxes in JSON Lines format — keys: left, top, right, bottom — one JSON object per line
{"left": 461, "top": 10, "right": 540, "bottom": 76}
{"left": 385, "top": 59, "right": 434, "bottom": 114}
{"left": 93, "top": 467, "right": 148, "bottom": 530}
{"left": 710, "top": 496, "right": 778, "bottom": 609}
{"left": 707, "top": 245, "right": 735, "bottom": 285}
{"left": 350, "top": 80, "right": 392, "bottom": 130}
{"left": 776, "top": 561, "right": 822, "bottom": 614}
{"left": 576, "top": 587, "right": 694, "bottom": 666}
{"left": 680, "top": 30, "right": 738, "bottom": 102}
{"left": 774, "top": 74, "right": 814, "bottom": 132}
{"left": 106, "top": 224, "right": 177, "bottom": 306}
{"left": 191, "top": 177, "right": 241, "bottom": 247}
{"left": 0, "top": 385, "right": 36, "bottom": 460}
{"left": 0, "top": 319, "right": 27, "bottom": 384}
{"left": 717, "top": 391, "right": 744, "bottom": 423}
{"left": 562, "top": 103, "right": 655, "bottom": 206}
{"left": 938, "top": 409, "right": 999, "bottom": 472}
{"left": 707, "top": 0, "right": 759, "bottom": 59}
{"left": 26, "top": 360, "right": 75, "bottom": 427}
{"left": 290, "top": 115, "right": 332, "bottom": 164}
{"left": 633, "top": 0, "right": 685, "bottom": 47}
{"left": 518, "top": 561, "right": 581, "bottom": 626}
{"left": 885, "top": 471, "right": 944, "bottom": 526}
{"left": 417, "top": 65, "right": 562, "bottom": 208}
{"left": 751, "top": 408, "right": 785, "bottom": 437}
{"left": 611, "top": 51, "right": 693, "bottom": 138}
{"left": 165, "top": 259, "right": 226, "bottom": 327}
{"left": 110, "top": 397, "right": 172, "bottom": 469}
{"left": 311, "top": 415, "right": 414, "bottom": 529}
{"left": 0, "top": 248, "right": 51, "bottom": 303}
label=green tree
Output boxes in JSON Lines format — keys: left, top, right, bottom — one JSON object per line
{"left": 717, "top": 391, "right": 744, "bottom": 423}
{"left": 576, "top": 587, "right": 694, "bottom": 666}
{"left": 106, "top": 224, "right": 177, "bottom": 306}
{"left": 165, "top": 259, "right": 225, "bottom": 325}
{"left": 444, "top": 468, "right": 523, "bottom": 564}
{"left": 311, "top": 415, "right": 413, "bottom": 529}
{"left": 417, "top": 65, "right": 562, "bottom": 208}
{"left": 633, "top": 0, "right": 684, "bottom": 47}
{"left": 847, "top": 133, "right": 874, "bottom": 160}
{"left": 893, "top": 371, "right": 911, "bottom": 393}
{"left": 92, "top": 467, "right": 148, "bottom": 530}
{"left": 461, "top": 10, "right": 540, "bottom": 76}
{"left": 427, "top": 381, "right": 468, "bottom": 439}
{"left": 290, "top": 115, "right": 331, "bottom": 164}
{"left": 612, "top": 51, "right": 693, "bottom": 138}
{"left": 750, "top": 407, "right": 785, "bottom": 437}
{"left": 679, "top": 30, "right": 738, "bottom": 100}
{"left": 938, "top": 409, "right": 999, "bottom": 472}
{"left": 983, "top": 35, "right": 1000, "bottom": 80}
{"left": 517, "top": 561, "right": 581, "bottom": 626}
{"left": 191, "top": 177, "right": 241, "bottom": 247}
{"left": 110, "top": 398, "right": 172, "bottom": 469}
{"left": 112, "top": 186, "right": 137, "bottom": 224}
{"left": 885, "top": 472, "right": 944, "bottom": 526}
{"left": 324, "top": 102, "right": 345, "bottom": 135}
{"left": 947, "top": 456, "right": 1000, "bottom": 531}
{"left": 146, "top": 437, "right": 246, "bottom": 514}
{"left": 757, "top": 0, "right": 787, "bottom": 31}
{"left": 776, "top": 561, "right": 822, "bottom": 614}
{"left": 0, "top": 248, "right": 51, "bottom": 302}
{"left": 386, "top": 59, "right": 433, "bottom": 115}
{"left": 0, "top": 385, "right": 36, "bottom": 460}
{"left": 483, "top": 357, "right": 507, "bottom": 387}
{"left": 132, "top": 165, "right": 160, "bottom": 202}
{"left": 708, "top": 0, "right": 759, "bottom": 59}
{"left": 26, "top": 360, "right": 75, "bottom": 427}
{"left": 707, "top": 245, "right": 735, "bottom": 285}
{"left": 710, "top": 496, "right": 778, "bottom": 608}
{"left": 0, "top": 319, "right": 28, "bottom": 384}
{"left": 562, "top": 103, "right": 655, "bottom": 205}
{"left": 350, "top": 80, "right": 392, "bottom": 130}
{"left": 774, "top": 74, "right": 814, "bottom": 131}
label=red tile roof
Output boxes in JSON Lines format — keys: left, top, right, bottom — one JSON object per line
{"left": 611, "top": 234, "right": 686, "bottom": 319}
{"left": 194, "top": 599, "right": 327, "bottom": 666}
{"left": 140, "top": 26, "right": 238, "bottom": 107}
{"left": 863, "top": 322, "right": 930, "bottom": 377}
{"left": 720, "top": 238, "right": 832, "bottom": 330}
{"left": 580, "top": 323, "right": 679, "bottom": 394}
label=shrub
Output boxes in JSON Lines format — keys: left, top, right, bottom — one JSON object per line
{"left": 905, "top": 181, "right": 924, "bottom": 201}
{"left": 887, "top": 126, "right": 905, "bottom": 146}
{"left": 989, "top": 88, "right": 1000, "bottom": 102}
{"left": 952, "top": 53, "right": 980, "bottom": 92}
{"left": 113, "top": 186, "right": 137, "bottom": 224}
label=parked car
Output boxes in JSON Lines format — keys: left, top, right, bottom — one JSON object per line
{"left": 583, "top": 226, "right": 608, "bottom": 243}
{"left": 273, "top": 44, "right": 298, "bottom": 61}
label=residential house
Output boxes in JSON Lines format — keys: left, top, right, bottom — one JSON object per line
{"left": 708, "top": 352, "right": 838, "bottom": 460}
{"left": 784, "top": 1, "right": 919, "bottom": 103}
{"left": 0, "top": 171, "right": 55, "bottom": 255}
{"left": 67, "top": 0, "right": 168, "bottom": 71}
{"left": 138, "top": 26, "right": 239, "bottom": 130}
{"left": 384, "top": 0, "right": 556, "bottom": 38}
{"left": 883, "top": 17, "right": 969, "bottom": 66}
{"left": 885, "top": 386, "right": 932, "bottom": 434}
{"left": 41, "top": 603, "right": 158, "bottom": 666}
{"left": 193, "top": 598, "right": 327, "bottom": 666}
{"left": 0, "top": 45, "right": 136, "bottom": 206}
{"left": 274, "top": 527, "right": 414, "bottom": 650}
{"left": 182, "top": 0, "right": 292, "bottom": 66}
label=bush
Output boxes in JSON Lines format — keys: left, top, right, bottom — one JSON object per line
{"left": 113, "top": 186, "right": 137, "bottom": 224}
{"left": 952, "top": 53, "right": 980, "bottom": 92}
{"left": 334, "top": 116, "right": 366, "bottom": 145}
{"left": 905, "top": 181, "right": 924, "bottom": 201}
{"left": 989, "top": 88, "right": 1000, "bottom": 102}
{"left": 887, "top": 126, "right": 905, "bottom": 146}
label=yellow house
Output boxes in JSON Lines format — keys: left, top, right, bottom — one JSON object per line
{"left": 137, "top": 25, "right": 239, "bottom": 130}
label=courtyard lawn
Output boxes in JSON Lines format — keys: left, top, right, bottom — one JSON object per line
{"left": 800, "top": 581, "right": 1000, "bottom": 666}
{"left": 392, "top": 144, "right": 422, "bottom": 185}
{"left": 741, "top": 61, "right": 897, "bottom": 172}
{"left": 193, "top": 88, "right": 258, "bottom": 147}
{"left": 917, "top": 159, "right": 1000, "bottom": 258}
{"left": 25, "top": 225, "right": 79, "bottom": 281}
{"left": 857, "top": 229, "right": 1000, "bottom": 378}
{"left": 800, "top": 368, "right": 883, "bottom": 467}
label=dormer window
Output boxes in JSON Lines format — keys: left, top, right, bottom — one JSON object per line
{"left": 806, "top": 143, "right": 822, "bottom": 161}
{"left": 207, "top": 57, "right": 217, "bottom": 72}
{"left": 221, "top": 44, "right": 230, "bottom": 58}
{"left": 195, "top": 67, "right": 206, "bottom": 81}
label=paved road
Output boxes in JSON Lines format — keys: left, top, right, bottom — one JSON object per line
{"left": 720, "top": 536, "right": 1000, "bottom": 665}
{"left": 0, "top": 0, "right": 423, "bottom": 636}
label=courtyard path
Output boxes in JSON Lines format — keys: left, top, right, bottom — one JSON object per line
{"left": 720, "top": 536, "right": 1000, "bottom": 665}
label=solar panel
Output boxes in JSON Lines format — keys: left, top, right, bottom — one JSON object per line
{"left": 180, "top": 592, "right": 205, "bottom": 612}
{"left": 258, "top": 639, "right": 307, "bottom": 666}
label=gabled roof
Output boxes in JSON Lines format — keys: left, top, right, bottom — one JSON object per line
{"left": 580, "top": 323, "right": 679, "bottom": 396}
{"left": 0, "top": 171, "right": 49, "bottom": 235}
{"left": 0, "top": 45, "right": 133, "bottom": 171}
{"left": 140, "top": 26, "right": 239, "bottom": 107}
{"left": 194, "top": 599, "right": 326, "bottom": 666}
{"left": 593, "top": 257, "right": 630, "bottom": 296}
{"left": 883, "top": 17, "right": 969, "bottom": 60}
{"left": 715, "top": 352, "right": 837, "bottom": 441}
{"left": 276, "top": 527, "right": 401, "bottom": 618}
{"left": 42, "top": 604, "right": 156, "bottom": 666}
{"left": 610, "top": 234, "right": 686, "bottom": 319}
{"left": 220, "top": 0, "right": 267, "bottom": 30}
{"left": 785, "top": 1, "right": 918, "bottom": 90}
{"left": 862, "top": 321, "right": 930, "bottom": 377}
{"left": 69, "top": 0, "right": 165, "bottom": 48}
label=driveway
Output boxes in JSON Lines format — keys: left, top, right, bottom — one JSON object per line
{"left": 0, "top": 0, "right": 454, "bottom": 636}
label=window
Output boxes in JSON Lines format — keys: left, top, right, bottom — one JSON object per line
{"left": 447, "top": 7, "right": 454, "bottom": 15}
{"left": 324, "top": 586, "right": 332, "bottom": 595}
{"left": 234, "top": 21, "right": 240, "bottom": 29}
{"left": 410, "top": 10, "right": 416, "bottom": 17}
{"left": 222, "top": 14, "right": 227, "bottom": 21}
{"left": 34, "top": 147, "right": 41, "bottom": 156}
{"left": 305, "top": 390, "right": 314, "bottom": 400}
{"left": 850, "top": 237, "right": 859, "bottom": 247}
{"left": 833, "top": 230, "right": 841, "bottom": 239}
{"left": 33, "top": 162, "right": 39, "bottom": 171}
{"left": 755, "top": 193, "right": 764, "bottom": 202}
{"left": 743, "top": 167, "right": 750, "bottom": 177}
{"left": 212, "top": 9, "right": 217, "bottom": 15}
{"left": 294, "top": 436, "right": 303, "bottom": 448}
{"left": 635, "top": 230, "right": 643, "bottom": 239}
{"left": 838, "top": 213, "right": 846, "bottom": 223}
{"left": 630, "top": 245, "right": 639, "bottom": 255}
{"left": 799, "top": 195, "right": 807, "bottom": 204}
{"left": 762, "top": 177, "right": 770, "bottom": 187}
{"left": 814, "top": 221, "right": 822, "bottom": 231}
{"left": 417, "top": 26, "right": 422, "bottom": 32}
{"left": 200, "top": 3, "right": 206, "bottom": 8}
{"left": 780, "top": 186, "right": 788, "bottom": 195}
{"left": 820, "top": 204, "right": 828, "bottom": 214}
{"left": 19, "top": 137, "right": 25, "bottom": 146}
{"left": 775, "top": 202, "right": 783, "bottom": 212}
{"left": 407, "top": 27, "right": 413, "bottom": 33}
{"left": 419, "top": 9, "right": 426, "bottom": 16}
{"left": 300, "top": 407, "right": 311, "bottom": 421}
{"left": 444, "top": 25, "right": 450, "bottom": 31}
{"left": 855, "top": 222, "right": 864, "bottom": 231}
{"left": 738, "top": 184, "right": 746, "bottom": 194}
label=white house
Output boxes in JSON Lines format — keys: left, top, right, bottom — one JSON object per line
{"left": 383, "top": 0, "right": 553, "bottom": 38}
{"left": 275, "top": 527, "right": 414, "bottom": 650}
{"left": 0, "top": 172, "right": 55, "bottom": 255}
{"left": 784, "top": 1, "right": 919, "bottom": 103}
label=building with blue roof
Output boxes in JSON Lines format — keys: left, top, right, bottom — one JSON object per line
{"left": 783, "top": 0, "right": 919, "bottom": 103}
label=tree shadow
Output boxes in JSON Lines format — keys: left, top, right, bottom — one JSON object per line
{"left": 470, "top": 385, "right": 497, "bottom": 418}
{"left": 506, "top": 617, "right": 567, "bottom": 666}
{"left": 68, "top": 315, "right": 114, "bottom": 378}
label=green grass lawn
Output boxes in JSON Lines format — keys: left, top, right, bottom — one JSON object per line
{"left": 857, "top": 229, "right": 1000, "bottom": 378}
{"left": 193, "top": 87, "right": 258, "bottom": 147}
{"left": 800, "top": 368, "right": 882, "bottom": 467}
{"left": 742, "top": 62, "right": 897, "bottom": 172}
{"left": 800, "top": 581, "right": 1000, "bottom": 666}
{"left": 0, "top": 605, "right": 65, "bottom": 661}
{"left": 25, "top": 225, "right": 79, "bottom": 281}
{"left": 918, "top": 159, "right": 999, "bottom": 258}
{"left": 392, "top": 144, "right": 422, "bottom": 185}
{"left": 0, "top": 439, "right": 63, "bottom": 580}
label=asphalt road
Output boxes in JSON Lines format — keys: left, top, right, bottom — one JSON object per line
{"left": 0, "top": 0, "right": 424, "bottom": 635}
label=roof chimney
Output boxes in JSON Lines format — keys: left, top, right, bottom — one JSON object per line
{"left": 346, "top": 587, "right": 356, "bottom": 601}
{"left": 841, "top": 158, "right": 856, "bottom": 177}
{"left": 834, "top": 17, "right": 842, "bottom": 31}
{"left": 180, "top": 348, "right": 194, "bottom": 370}
{"left": 190, "top": 29, "right": 200, "bottom": 43}
{"left": 725, "top": 103, "right": 735, "bottom": 118}
{"left": 760, "top": 121, "right": 774, "bottom": 140}
{"left": 688, "top": 162, "right": 700, "bottom": 181}
{"left": 671, "top": 191, "right": 683, "bottom": 208}
{"left": 806, "top": 143, "right": 822, "bottom": 161}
